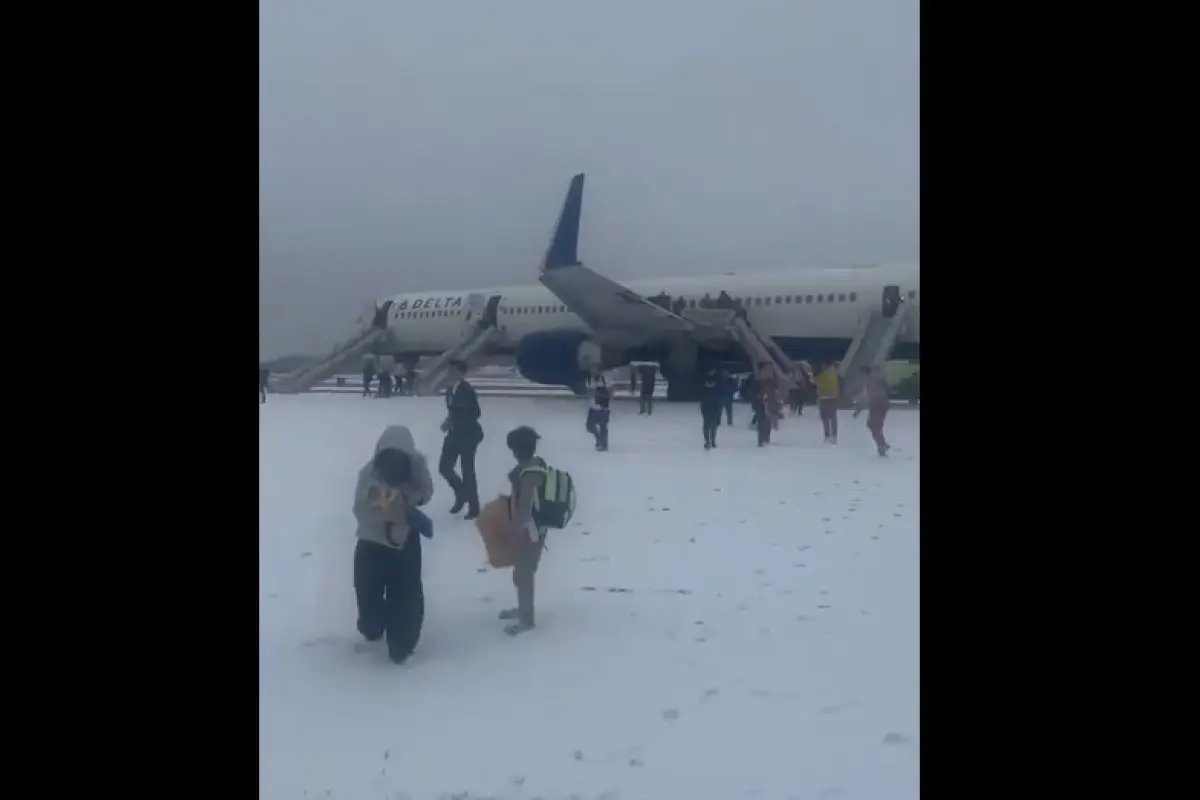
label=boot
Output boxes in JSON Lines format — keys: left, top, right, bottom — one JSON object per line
{"left": 505, "top": 620, "right": 535, "bottom": 636}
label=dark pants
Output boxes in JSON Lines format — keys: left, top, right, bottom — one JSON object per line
{"left": 439, "top": 435, "right": 480, "bottom": 513}
{"left": 701, "top": 405, "right": 721, "bottom": 445}
{"left": 362, "top": 373, "right": 373, "bottom": 396}
{"left": 586, "top": 408, "right": 610, "bottom": 448}
{"left": 819, "top": 399, "right": 839, "bottom": 439}
{"left": 866, "top": 404, "right": 890, "bottom": 453}
{"left": 513, "top": 536, "right": 544, "bottom": 627}
{"left": 354, "top": 538, "right": 424, "bottom": 662}
{"left": 639, "top": 392, "right": 654, "bottom": 414}
{"left": 722, "top": 397, "right": 733, "bottom": 425}
{"left": 259, "top": 387, "right": 266, "bottom": 403}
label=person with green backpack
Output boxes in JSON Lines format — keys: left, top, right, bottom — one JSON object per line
{"left": 498, "top": 426, "right": 576, "bottom": 636}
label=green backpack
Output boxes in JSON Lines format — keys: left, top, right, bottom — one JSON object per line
{"left": 523, "top": 463, "right": 577, "bottom": 529}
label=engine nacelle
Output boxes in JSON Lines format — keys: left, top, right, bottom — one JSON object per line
{"left": 515, "top": 330, "right": 609, "bottom": 388}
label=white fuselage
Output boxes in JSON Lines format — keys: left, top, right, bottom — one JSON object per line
{"left": 382, "top": 263, "right": 919, "bottom": 357}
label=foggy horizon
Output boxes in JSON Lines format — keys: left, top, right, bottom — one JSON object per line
{"left": 260, "top": 0, "right": 919, "bottom": 359}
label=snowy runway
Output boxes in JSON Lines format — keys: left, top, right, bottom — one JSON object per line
{"left": 259, "top": 395, "right": 920, "bottom": 800}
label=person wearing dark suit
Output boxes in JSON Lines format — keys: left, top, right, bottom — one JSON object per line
{"left": 438, "top": 360, "right": 483, "bottom": 518}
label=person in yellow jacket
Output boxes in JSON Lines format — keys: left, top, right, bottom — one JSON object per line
{"left": 814, "top": 361, "right": 841, "bottom": 443}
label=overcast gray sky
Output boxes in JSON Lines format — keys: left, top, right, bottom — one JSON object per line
{"left": 260, "top": 0, "right": 919, "bottom": 357}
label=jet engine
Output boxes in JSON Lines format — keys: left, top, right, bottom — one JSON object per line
{"left": 515, "top": 330, "right": 615, "bottom": 389}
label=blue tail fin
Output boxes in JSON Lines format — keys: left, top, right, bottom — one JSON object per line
{"left": 541, "top": 173, "right": 584, "bottom": 273}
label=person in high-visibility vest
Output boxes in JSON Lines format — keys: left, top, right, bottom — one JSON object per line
{"left": 814, "top": 362, "right": 841, "bottom": 444}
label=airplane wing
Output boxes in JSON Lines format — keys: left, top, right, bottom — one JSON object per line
{"left": 538, "top": 174, "right": 697, "bottom": 340}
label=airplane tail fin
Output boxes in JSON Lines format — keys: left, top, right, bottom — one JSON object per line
{"left": 540, "top": 173, "right": 584, "bottom": 273}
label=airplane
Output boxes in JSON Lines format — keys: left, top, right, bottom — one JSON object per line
{"left": 360, "top": 174, "right": 920, "bottom": 401}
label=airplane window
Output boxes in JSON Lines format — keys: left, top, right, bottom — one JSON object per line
{"left": 837, "top": 294, "right": 845, "bottom": 302}
{"left": 805, "top": 295, "right": 813, "bottom": 303}
{"left": 785, "top": 296, "right": 792, "bottom": 304}
{"left": 850, "top": 292, "right": 857, "bottom": 302}
{"left": 908, "top": 290, "right": 917, "bottom": 299}
{"left": 754, "top": 298, "right": 762, "bottom": 306}
{"left": 816, "top": 295, "right": 822, "bottom": 303}
{"left": 775, "top": 296, "right": 782, "bottom": 304}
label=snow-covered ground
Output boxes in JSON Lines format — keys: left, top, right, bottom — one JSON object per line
{"left": 259, "top": 395, "right": 919, "bottom": 800}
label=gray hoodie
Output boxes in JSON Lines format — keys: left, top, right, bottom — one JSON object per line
{"left": 352, "top": 425, "right": 434, "bottom": 551}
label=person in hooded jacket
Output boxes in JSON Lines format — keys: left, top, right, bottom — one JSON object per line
{"left": 352, "top": 425, "right": 434, "bottom": 664}
{"left": 699, "top": 367, "right": 723, "bottom": 449}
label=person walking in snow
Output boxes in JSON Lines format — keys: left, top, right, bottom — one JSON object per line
{"left": 853, "top": 365, "right": 892, "bottom": 456}
{"left": 351, "top": 425, "right": 434, "bottom": 663}
{"left": 814, "top": 361, "right": 841, "bottom": 444}
{"left": 699, "top": 366, "right": 723, "bottom": 449}
{"left": 439, "top": 360, "right": 484, "bottom": 519}
{"left": 586, "top": 374, "right": 611, "bottom": 451}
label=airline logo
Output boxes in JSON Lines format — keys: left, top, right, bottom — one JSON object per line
{"left": 395, "top": 296, "right": 464, "bottom": 311}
